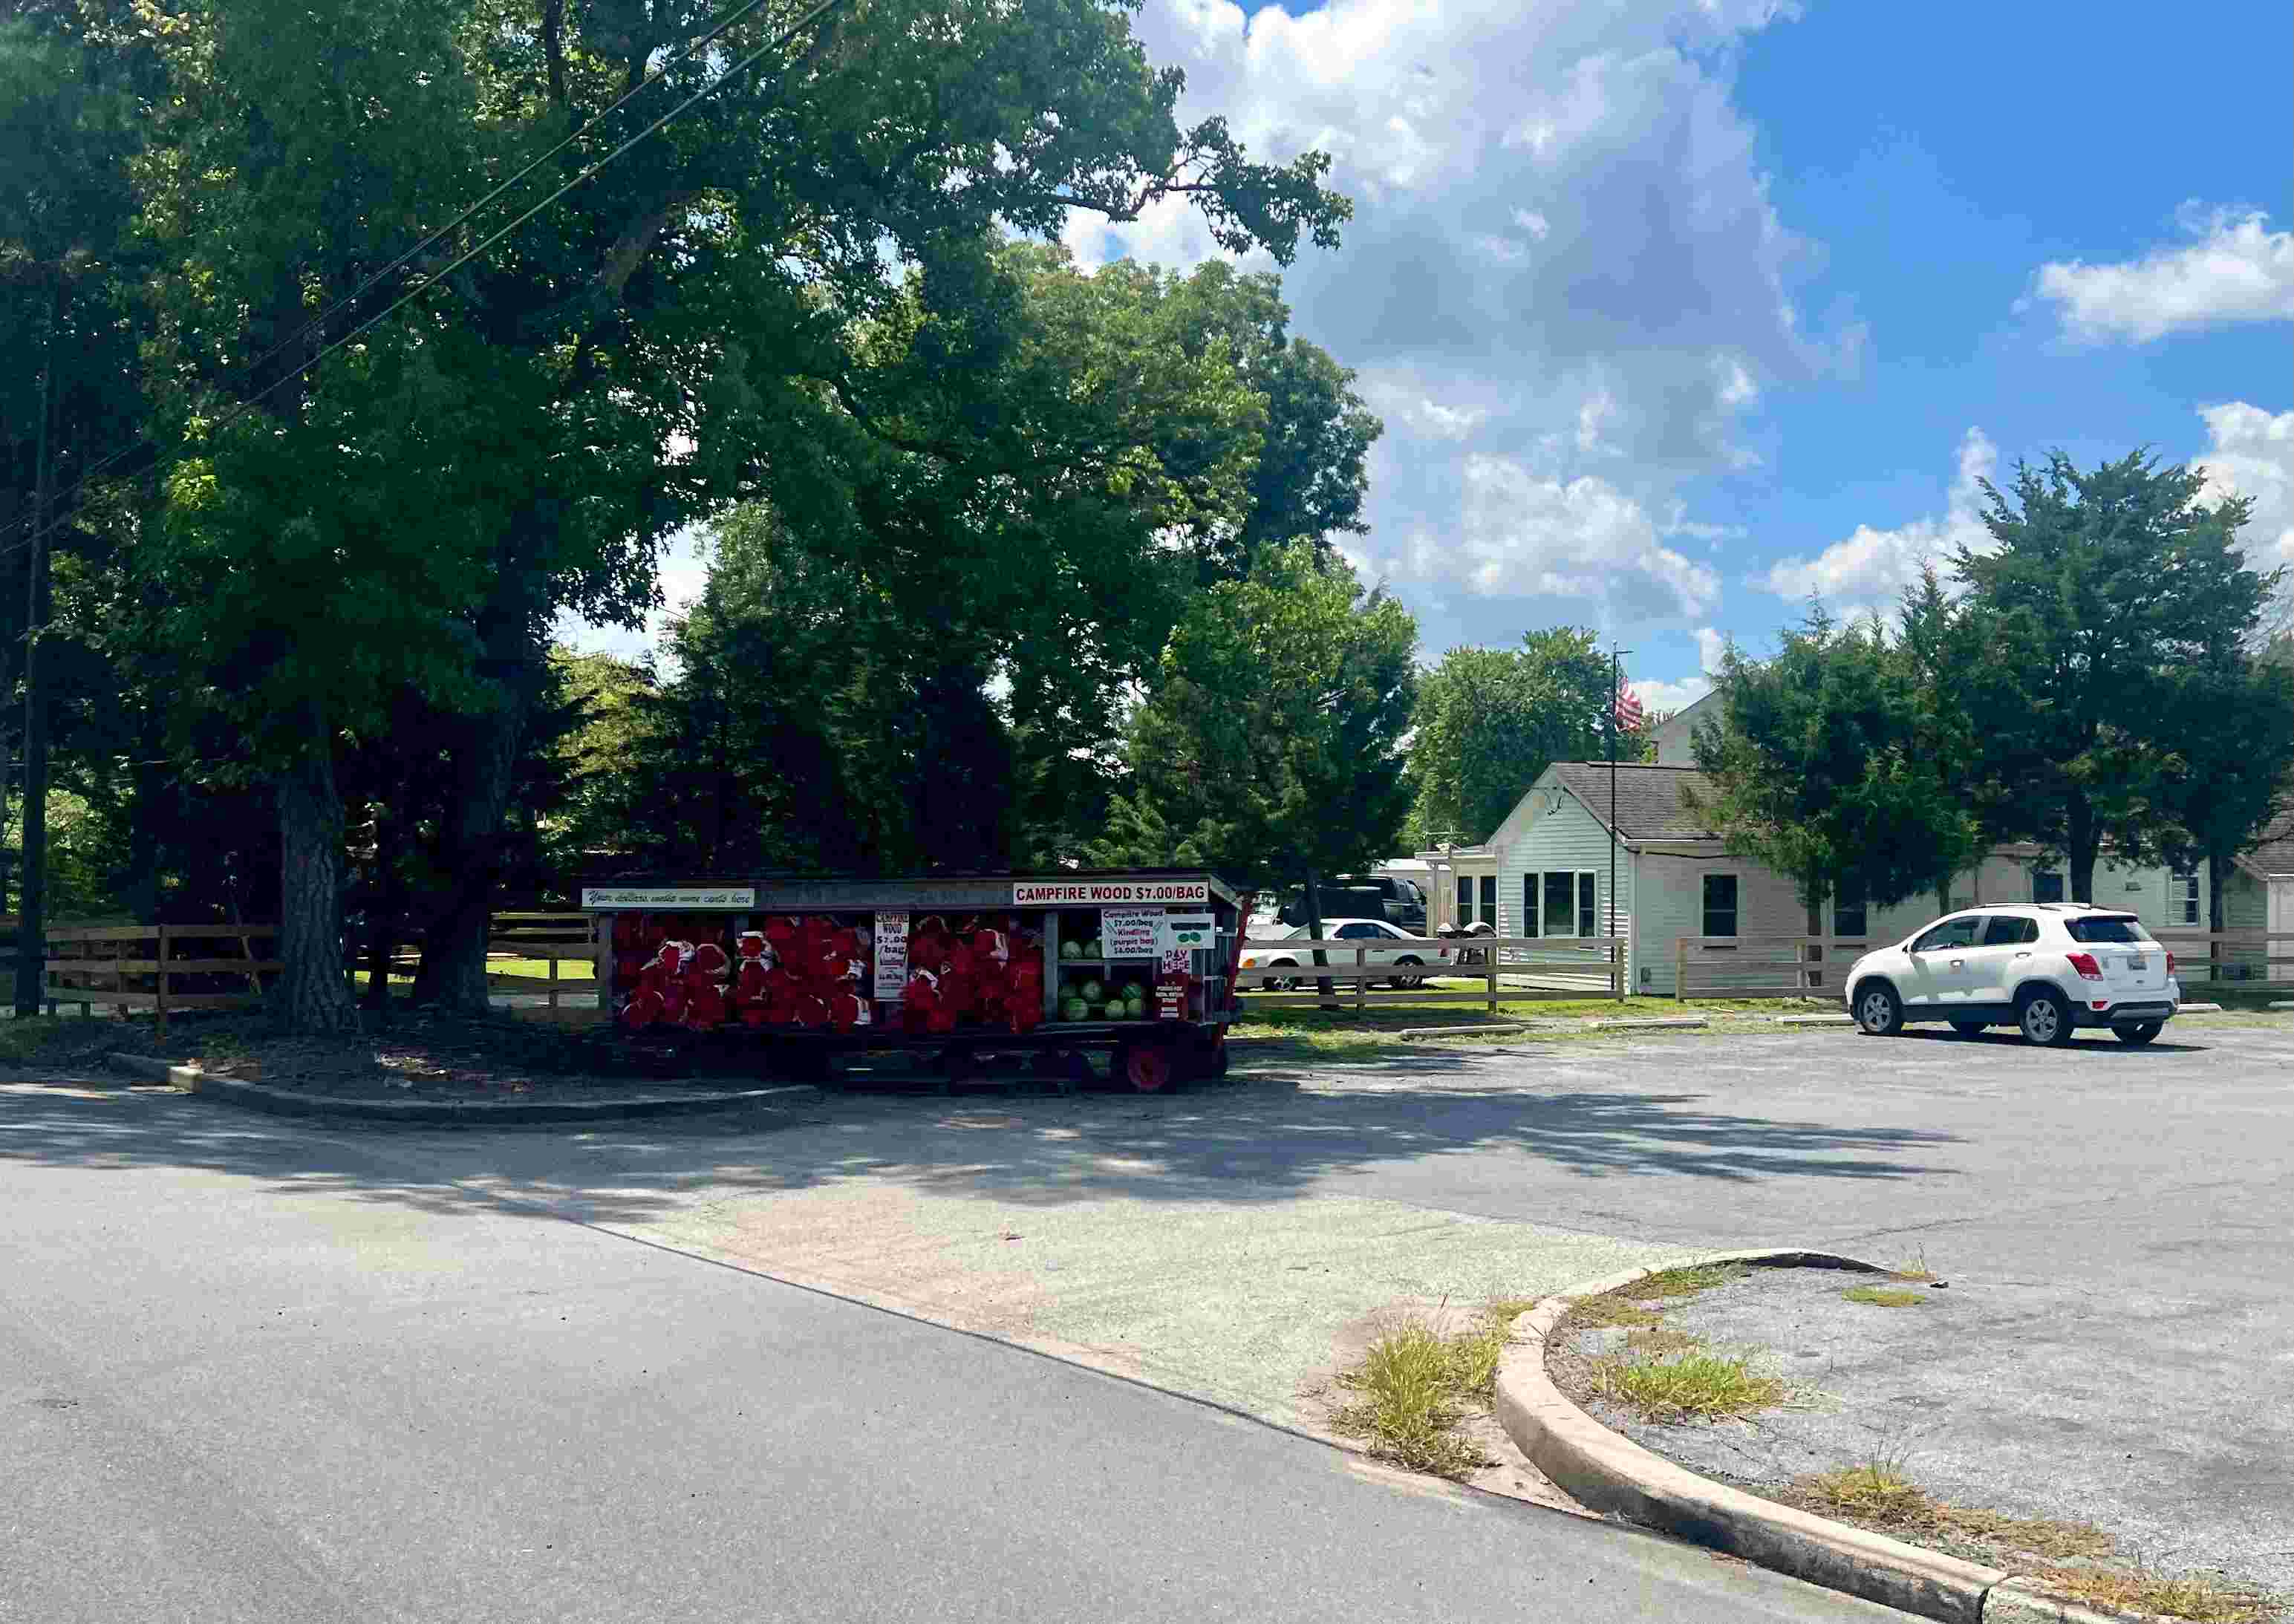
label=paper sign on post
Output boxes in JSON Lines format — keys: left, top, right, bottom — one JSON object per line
{"left": 873, "top": 911, "right": 910, "bottom": 1000}
{"left": 1101, "top": 907, "right": 1163, "bottom": 959}
{"left": 1159, "top": 913, "right": 1215, "bottom": 951}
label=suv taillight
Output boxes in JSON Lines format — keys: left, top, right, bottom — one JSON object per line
{"left": 2165, "top": 951, "right": 2176, "bottom": 976}
{"left": 2066, "top": 950, "right": 2104, "bottom": 980}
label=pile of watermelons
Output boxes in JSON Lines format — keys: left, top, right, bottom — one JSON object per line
{"left": 1059, "top": 975, "right": 1148, "bottom": 1023}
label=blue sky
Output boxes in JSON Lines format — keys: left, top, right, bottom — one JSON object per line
{"left": 575, "top": 1, "right": 2292, "bottom": 713}
{"left": 1064, "top": 0, "right": 2294, "bottom": 710}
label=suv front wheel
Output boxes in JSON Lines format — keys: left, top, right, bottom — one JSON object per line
{"left": 2017, "top": 988, "right": 2076, "bottom": 1047}
{"left": 1853, "top": 982, "right": 1903, "bottom": 1036}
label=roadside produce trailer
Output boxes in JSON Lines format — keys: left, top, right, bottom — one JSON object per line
{"left": 579, "top": 870, "right": 1250, "bottom": 1092}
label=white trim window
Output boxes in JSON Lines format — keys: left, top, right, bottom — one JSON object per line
{"left": 2171, "top": 865, "right": 2200, "bottom": 926}
{"left": 1529, "top": 870, "right": 1598, "bottom": 937}
{"left": 1702, "top": 873, "right": 1739, "bottom": 939}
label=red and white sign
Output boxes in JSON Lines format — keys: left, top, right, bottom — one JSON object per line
{"left": 1012, "top": 879, "right": 1210, "bottom": 906}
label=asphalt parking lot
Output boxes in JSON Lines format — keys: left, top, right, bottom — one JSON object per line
{"left": 10, "top": 1014, "right": 2287, "bottom": 1591}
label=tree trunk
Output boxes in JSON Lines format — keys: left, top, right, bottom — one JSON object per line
{"left": 411, "top": 698, "right": 527, "bottom": 1013}
{"left": 2208, "top": 847, "right": 2229, "bottom": 984}
{"left": 271, "top": 721, "right": 358, "bottom": 1034}
{"left": 411, "top": 548, "right": 547, "bottom": 1013}
{"left": 1304, "top": 866, "right": 1336, "bottom": 1005}
{"left": 121, "top": 754, "right": 167, "bottom": 924}
{"left": 2067, "top": 797, "right": 2098, "bottom": 905}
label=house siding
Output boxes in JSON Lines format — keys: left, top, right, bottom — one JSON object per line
{"left": 1630, "top": 849, "right": 1805, "bottom": 994}
{"left": 1490, "top": 786, "right": 1631, "bottom": 969}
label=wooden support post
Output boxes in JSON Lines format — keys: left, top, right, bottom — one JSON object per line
{"left": 1355, "top": 945, "right": 1366, "bottom": 1017}
{"left": 547, "top": 955, "right": 560, "bottom": 1011}
{"left": 155, "top": 924, "right": 170, "bottom": 1045}
{"left": 1675, "top": 936, "right": 1687, "bottom": 1002}
{"left": 1486, "top": 950, "right": 1498, "bottom": 1016}
{"left": 1614, "top": 939, "right": 1625, "bottom": 1001}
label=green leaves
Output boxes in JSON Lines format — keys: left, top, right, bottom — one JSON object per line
{"left": 1404, "top": 628, "right": 1617, "bottom": 847}
{"left": 1088, "top": 542, "right": 1417, "bottom": 892}
{"left": 1689, "top": 607, "right": 1983, "bottom": 913}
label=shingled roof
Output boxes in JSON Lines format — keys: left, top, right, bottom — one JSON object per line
{"left": 2237, "top": 809, "right": 2294, "bottom": 878}
{"left": 1549, "top": 762, "right": 1723, "bottom": 841}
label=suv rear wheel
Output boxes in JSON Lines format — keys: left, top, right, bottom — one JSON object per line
{"left": 2017, "top": 988, "right": 2076, "bottom": 1047}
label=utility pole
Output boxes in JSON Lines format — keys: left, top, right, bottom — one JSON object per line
{"left": 14, "top": 329, "right": 50, "bottom": 1017}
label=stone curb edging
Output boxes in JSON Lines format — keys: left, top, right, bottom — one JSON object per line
{"left": 2176, "top": 1002, "right": 2223, "bottom": 1014}
{"left": 1490, "top": 1248, "right": 2157, "bottom": 1624}
{"left": 108, "top": 1053, "right": 818, "bottom": 1125}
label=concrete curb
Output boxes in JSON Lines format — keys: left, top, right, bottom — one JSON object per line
{"left": 1588, "top": 1015, "right": 1707, "bottom": 1031}
{"left": 1396, "top": 1022, "right": 1541, "bottom": 1039}
{"left": 1495, "top": 1248, "right": 2031, "bottom": 1624}
{"left": 2176, "top": 1002, "right": 2223, "bottom": 1014}
{"left": 108, "top": 1053, "right": 817, "bottom": 1125}
{"left": 1773, "top": 1013, "right": 1856, "bottom": 1026}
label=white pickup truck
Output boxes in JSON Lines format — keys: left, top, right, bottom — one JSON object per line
{"left": 1843, "top": 904, "right": 2181, "bottom": 1046}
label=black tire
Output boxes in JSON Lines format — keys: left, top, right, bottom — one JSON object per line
{"left": 2017, "top": 988, "right": 2076, "bottom": 1047}
{"left": 1951, "top": 1021, "right": 1988, "bottom": 1037}
{"left": 1265, "top": 960, "right": 1300, "bottom": 992}
{"left": 2114, "top": 1020, "right": 2162, "bottom": 1046}
{"left": 1853, "top": 982, "right": 1903, "bottom": 1036}
{"left": 1390, "top": 955, "right": 1424, "bottom": 990}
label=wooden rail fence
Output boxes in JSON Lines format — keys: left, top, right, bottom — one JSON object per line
{"left": 1673, "top": 936, "right": 1872, "bottom": 1000}
{"left": 1231, "top": 934, "right": 1623, "bottom": 1013}
{"left": 2145, "top": 930, "right": 2294, "bottom": 985}
{"left": 42, "top": 923, "right": 283, "bottom": 1039}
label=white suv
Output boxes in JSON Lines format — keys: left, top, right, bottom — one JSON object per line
{"left": 1844, "top": 904, "right": 2182, "bottom": 1046}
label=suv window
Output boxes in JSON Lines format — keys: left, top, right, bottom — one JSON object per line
{"left": 2065, "top": 916, "right": 2155, "bottom": 945}
{"left": 1981, "top": 916, "right": 2039, "bottom": 946}
{"left": 1912, "top": 916, "right": 1982, "bottom": 953}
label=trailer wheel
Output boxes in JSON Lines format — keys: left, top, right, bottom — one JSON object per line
{"left": 1118, "top": 1041, "right": 1179, "bottom": 1093}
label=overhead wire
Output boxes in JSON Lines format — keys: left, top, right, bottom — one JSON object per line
{"left": 0, "top": 0, "right": 835, "bottom": 560}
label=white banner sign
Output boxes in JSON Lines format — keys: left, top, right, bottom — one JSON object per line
{"left": 1012, "top": 879, "right": 1209, "bottom": 905}
{"left": 1159, "top": 913, "right": 1216, "bottom": 952}
{"left": 581, "top": 886, "right": 756, "bottom": 910}
{"left": 873, "top": 911, "right": 910, "bottom": 1000}
{"left": 1101, "top": 907, "right": 1164, "bottom": 959}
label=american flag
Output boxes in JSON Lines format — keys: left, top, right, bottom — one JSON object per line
{"left": 1612, "top": 673, "right": 1644, "bottom": 733}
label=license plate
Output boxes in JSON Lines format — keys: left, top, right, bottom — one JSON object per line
{"left": 2127, "top": 955, "right": 2147, "bottom": 971}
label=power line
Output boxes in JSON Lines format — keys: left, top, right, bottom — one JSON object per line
{"left": 0, "top": 0, "right": 821, "bottom": 556}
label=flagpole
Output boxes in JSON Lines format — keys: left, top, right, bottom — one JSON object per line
{"left": 1609, "top": 647, "right": 1631, "bottom": 986}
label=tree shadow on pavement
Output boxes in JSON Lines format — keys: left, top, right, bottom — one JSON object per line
{"left": 0, "top": 1048, "right": 1963, "bottom": 1228}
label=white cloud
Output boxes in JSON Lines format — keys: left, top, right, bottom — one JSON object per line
{"left": 2194, "top": 401, "right": 2294, "bottom": 567}
{"left": 1064, "top": 0, "right": 1845, "bottom": 646}
{"left": 2032, "top": 203, "right": 2294, "bottom": 345}
{"left": 1632, "top": 675, "right": 1711, "bottom": 714}
{"left": 1762, "top": 426, "right": 1998, "bottom": 622}
{"left": 1695, "top": 625, "right": 1727, "bottom": 673}
{"left": 1433, "top": 455, "right": 1721, "bottom": 621}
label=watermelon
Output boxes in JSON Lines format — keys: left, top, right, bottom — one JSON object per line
{"left": 1061, "top": 996, "right": 1089, "bottom": 1023}
{"left": 1119, "top": 980, "right": 1146, "bottom": 1004}
{"left": 1086, "top": 938, "right": 1104, "bottom": 959}
{"left": 1124, "top": 996, "right": 1147, "bottom": 1019}
{"left": 1059, "top": 939, "right": 1081, "bottom": 960}
{"left": 1080, "top": 979, "right": 1104, "bottom": 1004}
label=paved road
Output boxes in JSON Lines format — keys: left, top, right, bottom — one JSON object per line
{"left": 85, "top": 1011, "right": 2278, "bottom": 1592}
{"left": 0, "top": 1077, "right": 1889, "bottom": 1624}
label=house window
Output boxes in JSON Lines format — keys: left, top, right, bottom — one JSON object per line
{"left": 1702, "top": 874, "right": 1739, "bottom": 939}
{"left": 1529, "top": 871, "right": 1597, "bottom": 937}
{"left": 2033, "top": 871, "right": 2065, "bottom": 905}
{"left": 1543, "top": 872, "right": 1576, "bottom": 937}
{"left": 1456, "top": 876, "right": 1472, "bottom": 927}
{"left": 1479, "top": 875, "right": 1496, "bottom": 929}
{"left": 2172, "top": 866, "right": 2200, "bottom": 925}
{"left": 1833, "top": 884, "right": 1867, "bottom": 942}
